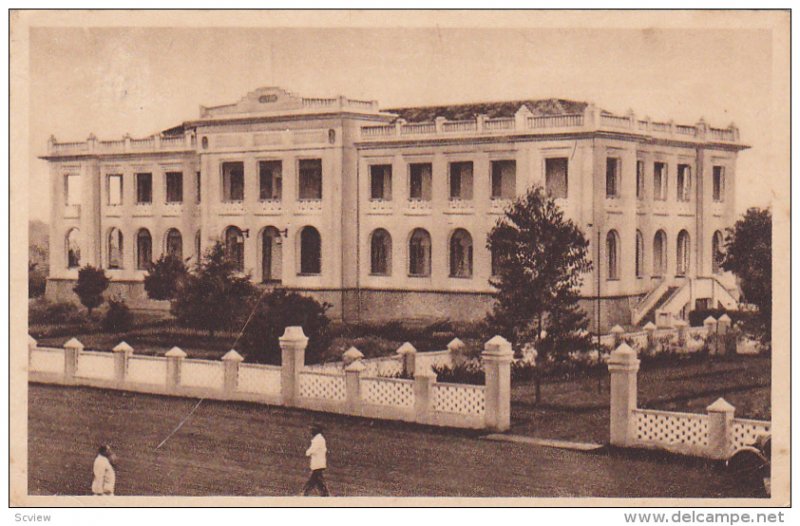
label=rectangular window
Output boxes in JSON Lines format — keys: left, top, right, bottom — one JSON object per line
{"left": 653, "top": 162, "right": 667, "bottom": 201}
{"left": 409, "top": 163, "right": 432, "bottom": 201}
{"left": 636, "top": 160, "right": 645, "bottom": 200}
{"left": 64, "top": 174, "right": 81, "bottom": 206}
{"left": 491, "top": 160, "right": 516, "bottom": 199}
{"left": 222, "top": 162, "right": 244, "bottom": 201}
{"left": 677, "top": 164, "right": 692, "bottom": 202}
{"left": 136, "top": 173, "right": 152, "bottom": 204}
{"left": 545, "top": 158, "right": 568, "bottom": 199}
{"left": 370, "top": 164, "right": 392, "bottom": 200}
{"left": 713, "top": 166, "right": 725, "bottom": 202}
{"left": 298, "top": 159, "right": 323, "bottom": 200}
{"left": 166, "top": 172, "right": 183, "bottom": 203}
{"left": 449, "top": 161, "right": 473, "bottom": 200}
{"left": 195, "top": 171, "right": 201, "bottom": 203}
{"left": 107, "top": 174, "right": 122, "bottom": 205}
{"left": 259, "top": 161, "right": 282, "bottom": 200}
{"left": 606, "top": 158, "right": 620, "bottom": 198}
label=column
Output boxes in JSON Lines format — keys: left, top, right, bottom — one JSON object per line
{"left": 482, "top": 335, "right": 514, "bottom": 431}
{"left": 345, "top": 358, "right": 365, "bottom": 414}
{"left": 279, "top": 326, "right": 308, "bottom": 406}
{"left": 112, "top": 341, "right": 133, "bottom": 383}
{"left": 165, "top": 346, "right": 186, "bottom": 391}
{"left": 222, "top": 349, "right": 244, "bottom": 395}
{"left": 608, "top": 343, "right": 640, "bottom": 447}
{"left": 396, "top": 342, "right": 416, "bottom": 377}
{"left": 63, "top": 337, "right": 83, "bottom": 383}
{"left": 706, "top": 398, "right": 735, "bottom": 460}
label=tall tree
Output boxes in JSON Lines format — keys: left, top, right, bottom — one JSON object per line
{"left": 73, "top": 265, "right": 110, "bottom": 316}
{"left": 487, "top": 186, "right": 593, "bottom": 401}
{"left": 723, "top": 207, "right": 772, "bottom": 343}
{"left": 170, "top": 242, "right": 256, "bottom": 336}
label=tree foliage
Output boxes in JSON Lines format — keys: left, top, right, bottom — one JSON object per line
{"left": 144, "top": 254, "right": 188, "bottom": 300}
{"left": 170, "top": 242, "right": 257, "bottom": 336}
{"left": 102, "top": 296, "right": 133, "bottom": 333}
{"left": 237, "top": 289, "right": 332, "bottom": 365}
{"left": 73, "top": 265, "right": 110, "bottom": 316}
{"left": 722, "top": 207, "right": 772, "bottom": 342}
{"left": 487, "top": 185, "right": 593, "bottom": 361}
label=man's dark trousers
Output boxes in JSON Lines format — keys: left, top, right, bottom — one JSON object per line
{"left": 303, "top": 469, "right": 330, "bottom": 496}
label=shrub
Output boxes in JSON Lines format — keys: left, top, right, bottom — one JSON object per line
{"left": 28, "top": 299, "right": 84, "bottom": 325}
{"left": 237, "top": 289, "right": 331, "bottom": 365}
{"left": 144, "top": 254, "right": 188, "bottom": 300}
{"left": 73, "top": 265, "right": 110, "bottom": 316}
{"left": 432, "top": 361, "right": 485, "bottom": 385}
{"left": 102, "top": 297, "right": 133, "bottom": 333}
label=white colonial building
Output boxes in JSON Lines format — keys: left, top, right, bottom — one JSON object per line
{"left": 42, "top": 87, "right": 747, "bottom": 330}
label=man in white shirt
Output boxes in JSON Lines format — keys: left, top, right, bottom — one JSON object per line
{"left": 91, "top": 445, "right": 116, "bottom": 496}
{"left": 302, "top": 424, "right": 330, "bottom": 496}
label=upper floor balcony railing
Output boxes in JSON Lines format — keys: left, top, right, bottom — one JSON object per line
{"left": 359, "top": 105, "right": 743, "bottom": 146}
{"left": 47, "top": 131, "right": 197, "bottom": 157}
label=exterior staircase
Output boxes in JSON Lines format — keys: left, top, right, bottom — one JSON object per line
{"left": 639, "top": 286, "right": 679, "bottom": 326}
{"left": 632, "top": 276, "right": 740, "bottom": 328}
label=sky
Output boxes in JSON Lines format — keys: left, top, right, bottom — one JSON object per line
{"left": 25, "top": 19, "right": 784, "bottom": 222}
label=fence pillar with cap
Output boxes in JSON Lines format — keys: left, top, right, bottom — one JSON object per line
{"left": 610, "top": 325, "right": 625, "bottom": 347}
{"left": 643, "top": 322, "right": 657, "bottom": 351}
{"left": 342, "top": 346, "right": 364, "bottom": 367}
{"left": 396, "top": 342, "right": 416, "bottom": 377}
{"left": 717, "top": 314, "right": 732, "bottom": 355}
{"left": 674, "top": 319, "right": 688, "bottom": 347}
{"left": 222, "top": 349, "right": 244, "bottom": 394}
{"left": 608, "top": 343, "right": 640, "bottom": 447}
{"left": 447, "top": 338, "right": 466, "bottom": 367}
{"left": 112, "top": 341, "right": 134, "bottom": 383}
{"left": 345, "top": 358, "right": 365, "bottom": 414}
{"left": 28, "top": 335, "right": 37, "bottom": 368}
{"left": 706, "top": 398, "right": 735, "bottom": 460}
{"left": 414, "top": 370, "right": 436, "bottom": 425}
{"left": 63, "top": 337, "right": 83, "bottom": 382}
{"left": 279, "top": 326, "right": 308, "bottom": 406}
{"left": 482, "top": 335, "right": 514, "bottom": 431}
{"left": 165, "top": 346, "right": 186, "bottom": 391}
{"left": 704, "top": 316, "right": 719, "bottom": 354}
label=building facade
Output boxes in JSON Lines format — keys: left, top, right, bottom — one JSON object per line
{"left": 42, "top": 87, "right": 747, "bottom": 330}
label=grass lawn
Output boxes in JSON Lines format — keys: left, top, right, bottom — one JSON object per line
{"left": 510, "top": 355, "right": 770, "bottom": 444}
{"left": 28, "top": 383, "right": 759, "bottom": 498}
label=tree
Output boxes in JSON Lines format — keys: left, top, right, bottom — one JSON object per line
{"left": 487, "top": 186, "right": 593, "bottom": 402}
{"left": 723, "top": 207, "right": 772, "bottom": 343}
{"left": 28, "top": 261, "right": 47, "bottom": 298}
{"left": 73, "top": 265, "right": 110, "bottom": 316}
{"left": 144, "top": 254, "right": 188, "bottom": 300}
{"left": 102, "top": 296, "right": 133, "bottom": 333}
{"left": 237, "top": 289, "right": 332, "bottom": 365}
{"left": 170, "top": 242, "right": 256, "bottom": 336}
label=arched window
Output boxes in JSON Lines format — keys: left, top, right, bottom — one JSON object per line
{"left": 136, "top": 229, "right": 152, "bottom": 270}
{"left": 261, "top": 226, "right": 282, "bottom": 283}
{"left": 108, "top": 228, "right": 123, "bottom": 269}
{"left": 653, "top": 230, "right": 667, "bottom": 276}
{"left": 606, "top": 230, "right": 620, "bottom": 280}
{"left": 300, "top": 226, "right": 322, "bottom": 274}
{"left": 408, "top": 228, "right": 431, "bottom": 277}
{"left": 449, "top": 229, "right": 473, "bottom": 278}
{"left": 490, "top": 242, "right": 501, "bottom": 277}
{"left": 677, "top": 230, "right": 690, "bottom": 276}
{"left": 195, "top": 230, "right": 202, "bottom": 264}
{"left": 370, "top": 229, "right": 392, "bottom": 276}
{"left": 712, "top": 230, "right": 725, "bottom": 274}
{"left": 165, "top": 228, "right": 183, "bottom": 260}
{"left": 635, "top": 230, "right": 644, "bottom": 278}
{"left": 224, "top": 226, "right": 245, "bottom": 272}
{"left": 66, "top": 228, "right": 81, "bottom": 268}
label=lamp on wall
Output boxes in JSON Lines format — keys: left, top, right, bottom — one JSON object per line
{"left": 242, "top": 229, "right": 250, "bottom": 239}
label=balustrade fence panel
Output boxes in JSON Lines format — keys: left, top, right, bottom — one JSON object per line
{"left": 127, "top": 356, "right": 167, "bottom": 385}
{"left": 238, "top": 364, "right": 281, "bottom": 396}
{"left": 298, "top": 372, "right": 346, "bottom": 401}
{"left": 633, "top": 409, "right": 709, "bottom": 448}
{"left": 362, "top": 357, "right": 403, "bottom": 377}
{"left": 731, "top": 419, "right": 771, "bottom": 452}
{"left": 362, "top": 378, "right": 415, "bottom": 407}
{"left": 75, "top": 351, "right": 115, "bottom": 380}
{"left": 30, "top": 348, "right": 65, "bottom": 374}
{"left": 181, "top": 360, "right": 225, "bottom": 390}
{"left": 433, "top": 383, "right": 486, "bottom": 416}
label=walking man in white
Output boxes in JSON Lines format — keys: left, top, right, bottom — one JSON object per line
{"left": 91, "top": 445, "right": 116, "bottom": 496}
{"left": 302, "top": 424, "right": 330, "bottom": 496}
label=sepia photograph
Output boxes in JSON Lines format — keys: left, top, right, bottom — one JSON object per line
{"left": 8, "top": 8, "right": 790, "bottom": 507}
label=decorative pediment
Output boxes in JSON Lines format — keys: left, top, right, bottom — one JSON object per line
{"left": 200, "top": 87, "right": 304, "bottom": 117}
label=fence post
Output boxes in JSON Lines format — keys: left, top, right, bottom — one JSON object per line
{"left": 345, "top": 358, "right": 365, "bottom": 415}
{"left": 482, "top": 335, "right": 513, "bottom": 432}
{"left": 342, "top": 346, "right": 364, "bottom": 366}
{"left": 414, "top": 371, "right": 436, "bottom": 425}
{"left": 643, "top": 322, "right": 656, "bottom": 352}
{"left": 279, "top": 326, "right": 308, "bottom": 406}
{"left": 706, "top": 397, "right": 735, "bottom": 460}
{"left": 610, "top": 325, "right": 625, "bottom": 347}
{"left": 674, "top": 320, "right": 688, "bottom": 348}
{"left": 28, "top": 335, "right": 37, "bottom": 368}
{"left": 112, "top": 341, "right": 133, "bottom": 384}
{"left": 222, "top": 349, "right": 244, "bottom": 395}
{"left": 165, "top": 346, "right": 186, "bottom": 391}
{"left": 704, "top": 316, "right": 718, "bottom": 354}
{"left": 447, "top": 338, "right": 466, "bottom": 367}
{"left": 717, "top": 314, "right": 732, "bottom": 355}
{"left": 63, "top": 337, "right": 83, "bottom": 382}
{"left": 396, "top": 342, "right": 417, "bottom": 377}
{"left": 608, "top": 343, "right": 640, "bottom": 447}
